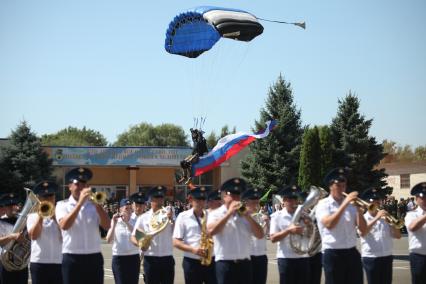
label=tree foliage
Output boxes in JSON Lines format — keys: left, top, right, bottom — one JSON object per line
{"left": 298, "top": 127, "right": 322, "bottom": 189}
{"left": 241, "top": 74, "right": 303, "bottom": 192}
{"left": 0, "top": 121, "right": 53, "bottom": 196}
{"left": 330, "top": 93, "right": 388, "bottom": 193}
{"left": 41, "top": 126, "right": 107, "bottom": 146}
{"left": 114, "top": 123, "right": 188, "bottom": 147}
{"left": 382, "top": 139, "right": 426, "bottom": 162}
{"left": 318, "top": 125, "right": 334, "bottom": 179}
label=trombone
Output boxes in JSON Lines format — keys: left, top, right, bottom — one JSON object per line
{"left": 90, "top": 191, "right": 107, "bottom": 205}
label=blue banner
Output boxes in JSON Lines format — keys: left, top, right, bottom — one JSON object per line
{"left": 45, "top": 146, "right": 192, "bottom": 166}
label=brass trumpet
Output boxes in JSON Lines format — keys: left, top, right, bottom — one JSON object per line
{"left": 90, "top": 191, "right": 107, "bottom": 205}
{"left": 342, "top": 192, "right": 377, "bottom": 212}
{"left": 237, "top": 202, "right": 247, "bottom": 215}
{"left": 38, "top": 201, "right": 55, "bottom": 218}
{"left": 383, "top": 212, "right": 405, "bottom": 229}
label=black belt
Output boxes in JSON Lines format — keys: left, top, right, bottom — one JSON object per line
{"left": 220, "top": 259, "right": 250, "bottom": 264}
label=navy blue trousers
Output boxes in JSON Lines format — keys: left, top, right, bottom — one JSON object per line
{"left": 409, "top": 253, "right": 426, "bottom": 284}
{"left": 308, "top": 252, "right": 322, "bottom": 284}
{"left": 112, "top": 254, "right": 141, "bottom": 284}
{"left": 362, "top": 255, "right": 393, "bottom": 284}
{"left": 250, "top": 255, "right": 268, "bottom": 284}
{"left": 182, "top": 256, "right": 217, "bottom": 284}
{"left": 215, "top": 259, "right": 252, "bottom": 284}
{"left": 143, "top": 255, "right": 175, "bottom": 284}
{"left": 0, "top": 263, "right": 28, "bottom": 284}
{"left": 277, "top": 257, "right": 310, "bottom": 284}
{"left": 62, "top": 253, "right": 104, "bottom": 284}
{"left": 30, "top": 262, "right": 63, "bottom": 284}
{"left": 323, "top": 247, "right": 363, "bottom": 284}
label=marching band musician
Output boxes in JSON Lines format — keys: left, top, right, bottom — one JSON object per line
{"left": 405, "top": 182, "right": 426, "bottom": 284}
{"left": 243, "top": 188, "right": 268, "bottom": 284}
{"left": 0, "top": 193, "right": 28, "bottom": 284}
{"left": 131, "top": 186, "right": 175, "bottom": 284}
{"left": 207, "top": 190, "right": 222, "bottom": 212}
{"left": 130, "top": 191, "right": 146, "bottom": 224}
{"left": 315, "top": 167, "right": 367, "bottom": 284}
{"left": 173, "top": 187, "right": 217, "bottom": 284}
{"left": 359, "top": 188, "right": 401, "bottom": 284}
{"left": 270, "top": 185, "right": 310, "bottom": 284}
{"left": 55, "top": 167, "right": 111, "bottom": 284}
{"left": 27, "top": 181, "right": 63, "bottom": 284}
{"left": 106, "top": 198, "right": 140, "bottom": 284}
{"left": 207, "top": 178, "right": 264, "bottom": 284}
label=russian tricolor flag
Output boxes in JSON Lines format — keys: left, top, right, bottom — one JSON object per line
{"left": 192, "top": 120, "right": 277, "bottom": 177}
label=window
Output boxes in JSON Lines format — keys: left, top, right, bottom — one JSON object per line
{"left": 400, "top": 174, "right": 410, "bottom": 189}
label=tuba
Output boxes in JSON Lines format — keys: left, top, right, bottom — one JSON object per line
{"left": 1, "top": 188, "right": 40, "bottom": 271}
{"left": 135, "top": 207, "right": 171, "bottom": 251}
{"left": 288, "top": 186, "right": 328, "bottom": 256}
{"left": 199, "top": 209, "right": 214, "bottom": 266}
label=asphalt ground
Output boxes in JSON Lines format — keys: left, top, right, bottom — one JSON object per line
{"left": 100, "top": 236, "right": 411, "bottom": 284}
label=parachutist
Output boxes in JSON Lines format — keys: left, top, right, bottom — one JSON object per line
{"left": 178, "top": 128, "right": 208, "bottom": 184}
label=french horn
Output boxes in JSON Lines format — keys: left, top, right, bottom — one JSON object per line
{"left": 135, "top": 207, "right": 171, "bottom": 251}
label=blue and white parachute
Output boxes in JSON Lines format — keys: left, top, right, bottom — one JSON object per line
{"left": 165, "top": 6, "right": 264, "bottom": 58}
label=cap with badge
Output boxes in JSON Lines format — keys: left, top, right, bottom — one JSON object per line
{"left": 361, "top": 188, "right": 383, "bottom": 202}
{"left": 130, "top": 192, "right": 146, "bottom": 204}
{"left": 33, "top": 180, "right": 59, "bottom": 197}
{"left": 189, "top": 187, "right": 209, "bottom": 200}
{"left": 207, "top": 190, "right": 221, "bottom": 201}
{"left": 147, "top": 186, "right": 167, "bottom": 198}
{"left": 0, "top": 193, "right": 20, "bottom": 206}
{"left": 65, "top": 167, "right": 93, "bottom": 184}
{"left": 119, "top": 198, "right": 132, "bottom": 207}
{"left": 277, "top": 185, "right": 301, "bottom": 199}
{"left": 221, "top": 178, "right": 247, "bottom": 195}
{"left": 411, "top": 182, "right": 426, "bottom": 197}
{"left": 323, "top": 167, "right": 348, "bottom": 186}
{"left": 241, "top": 188, "right": 262, "bottom": 200}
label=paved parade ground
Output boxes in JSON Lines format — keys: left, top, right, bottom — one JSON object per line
{"left": 100, "top": 236, "right": 411, "bottom": 284}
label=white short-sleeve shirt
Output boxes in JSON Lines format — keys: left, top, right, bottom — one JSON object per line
{"left": 26, "top": 213, "right": 62, "bottom": 263}
{"left": 131, "top": 209, "right": 173, "bottom": 257}
{"left": 250, "top": 213, "right": 267, "bottom": 256}
{"left": 112, "top": 217, "right": 139, "bottom": 256}
{"left": 270, "top": 209, "right": 309, "bottom": 259}
{"left": 207, "top": 205, "right": 252, "bottom": 261}
{"left": 315, "top": 195, "right": 358, "bottom": 250}
{"left": 360, "top": 212, "right": 393, "bottom": 258}
{"left": 405, "top": 206, "right": 426, "bottom": 255}
{"left": 55, "top": 196, "right": 101, "bottom": 254}
{"left": 173, "top": 208, "right": 207, "bottom": 260}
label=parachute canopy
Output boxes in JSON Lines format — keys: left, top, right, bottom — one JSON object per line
{"left": 165, "top": 6, "right": 264, "bottom": 58}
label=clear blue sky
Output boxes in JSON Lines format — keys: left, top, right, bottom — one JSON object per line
{"left": 1, "top": 0, "right": 425, "bottom": 147}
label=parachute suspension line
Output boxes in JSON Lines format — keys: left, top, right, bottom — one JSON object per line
{"left": 256, "top": 17, "right": 306, "bottom": 29}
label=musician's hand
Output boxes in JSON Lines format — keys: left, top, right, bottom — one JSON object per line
{"left": 192, "top": 247, "right": 206, "bottom": 257}
{"left": 11, "top": 232, "right": 26, "bottom": 243}
{"left": 343, "top": 191, "right": 358, "bottom": 205}
{"left": 228, "top": 201, "right": 240, "bottom": 215}
{"left": 288, "top": 224, "right": 304, "bottom": 235}
{"left": 78, "top": 187, "right": 91, "bottom": 205}
{"left": 112, "top": 213, "right": 120, "bottom": 223}
{"left": 377, "top": 210, "right": 387, "bottom": 219}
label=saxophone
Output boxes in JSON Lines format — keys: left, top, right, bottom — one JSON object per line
{"left": 1, "top": 188, "right": 40, "bottom": 271}
{"left": 199, "top": 209, "right": 214, "bottom": 266}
